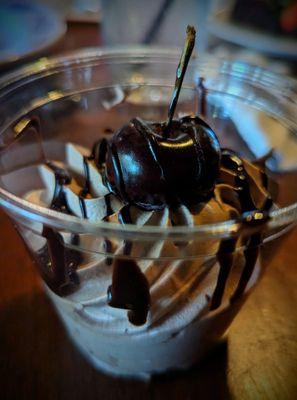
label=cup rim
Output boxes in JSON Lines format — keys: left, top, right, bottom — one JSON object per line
{"left": 0, "top": 46, "right": 297, "bottom": 240}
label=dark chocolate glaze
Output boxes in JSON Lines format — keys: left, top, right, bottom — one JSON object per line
{"left": 38, "top": 162, "right": 81, "bottom": 294}
{"left": 221, "top": 149, "right": 255, "bottom": 211}
{"left": 89, "top": 138, "right": 108, "bottom": 169}
{"left": 41, "top": 226, "right": 69, "bottom": 290}
{"left": 89, "top": 141, "right": 115, "bottom": 265}
{"left": 66, "top": 233, "right": 81, "bottom": 285}
{"left": 230, "top": 232, "right": 261, "bottom": 303}
{"left": 107, "top": 257, "right": 150, "bottom": 326}
{"left": 78, "top": 197, "right": 87, "bottom": 219}
{"left": 45, "top": 161, "right": 72, "bottom": 213}
{"left": 14, "top": 120, "right": 80, "bottom": 294}
{"left": 38, "top": 227, "right": 81, "bottom": 295}
{"left": 210, "top": 238, "right": 237, "bottom": 310}
{"left": 118, "top": 204, "right": 132, "bottom": 225}
{"left": 105, "top": 116, "right": 221, "bottom": 211}
{"left": 211, "top": 151, "right": 272, "bottom": 310}
{"left": 82, "top": 156, "right": 91, "bottom": 195}
{"left": 107, "top": 204, "right": 150, "bottom": 325}
{"left": 104, "top": 193, "right": 114, "bottom": 217}
{"left": 88, "top": 140, "right": 117, "bottom": 269}
{"left": 78, "top": 156, "right": 91, "bottom": 219}
{"left": 229, "top": 209, "right": 270, "bottom": 302}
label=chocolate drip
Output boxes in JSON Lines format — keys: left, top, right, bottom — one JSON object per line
{"left": 107, "top": 204, "right": 150, "bottom": 325}
{"left": 89, "top": 138, "right": 108, "bottom": 169}
{"left": 45, "top": 161, "right": 72, "bottom": 213}
{"left": 66, "top": 233, "right": 81, "bottom": 285}
{"left": 230, "top": 232, "right": 261, "bottom": 303}
{"left": 78, "top": 156, "right": 91, "bottom": 219}
{"left": 101, "top": 194, "right": 117, "bottom": 267}
{"left": 107, "top": 258, "right": 150, "bottom": 326}
{"left": 210, "top": 238, "right": 237, "bottom": 310}
{"left": 118, "top": 204, "right": 132, "bottom": 225}
{"left": 221, "top": 149, "right": 255, "bottom": 211}
{"left": 104, "top": 193, "right": 114, "bottom": 216}
{"left": 230, "top": 210, "right": 270, "bottom": 302}
{"left": 211, "top": 151, "right": 272, "bottom": 310}
{"left": 78, "top": 197, "right": 87, "bottom": 219}
{"left": 82, "top": 156, "right": 91, "bottom": 195}
{"left": 42, "top": 227, "right": 69, "bottom": 290}
{"left": 38, "top": 162, "right": 81, "bottom": 294}
{"left": 38, "top": 229, "right": 81, "bottom": 295}
{"left": 229, "top": 162, "right": 271, "bottom": 301}
{"left": 198, "top": 77, "right": 207, "bottom": 117}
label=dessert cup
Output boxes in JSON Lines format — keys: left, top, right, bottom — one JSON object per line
{"left": 0, "top": 48, "right": 296, "bottom": 379}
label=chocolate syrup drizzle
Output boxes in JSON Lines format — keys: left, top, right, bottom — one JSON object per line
{"left": 45, "top": 161, "right": 72, "bottom": 212}
{"left": 210, "top": 149, "right": 271, "bottom": 310}
{"left": 78, "top": 156, "right": 90, "bottom": 219}
{"left": 88, "top": 138, "right": 115, "bottom": 267}
{"left": 230, "top": 231, "right": 262, "bottom": 303}
{"left": 107, "top": 257, "right": 150, "bottom": 326}
{"left": 104, "top": 125, "right": 270, "bottom": 321}
{"left": 90, "top": 138, "right": 108, "bottom": 170}
{"left": 194, "top": 81, "right": 272, "bottom": 310}
{"left": 44, "top": 138, "right": 150, "bottom": 324}
{"left": 210, "top": 238, "right": 237, "bottom": 310}
{"left": 39, "top": 162, "right": 81, "bottom": 295}
{"left": 33, "top": 74, "right": 271, "bottom": 324}
{"left": 108, "top": 204, "right": 150, "bottom": 326}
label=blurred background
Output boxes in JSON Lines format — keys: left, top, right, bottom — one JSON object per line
{"left": 0, "top": 0, "right": 296, "bottom": 74}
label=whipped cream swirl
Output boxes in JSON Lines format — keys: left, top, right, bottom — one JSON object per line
{"left": 3, "top": 140, "right": 274, "bottom": 331}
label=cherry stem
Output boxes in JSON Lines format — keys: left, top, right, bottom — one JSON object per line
{"left": 164, "top": 25, "right": 196, "bottom": 137}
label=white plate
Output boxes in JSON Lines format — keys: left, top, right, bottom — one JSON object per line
{"left": 0, "top": 1, "right": 66, "bottom": 68}
{"left": 208, "top": 7, "right": 297, "bottom": 59}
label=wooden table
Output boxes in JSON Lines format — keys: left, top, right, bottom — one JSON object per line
{"left": 1, "top": 23, "right": 297, "bottom": 400}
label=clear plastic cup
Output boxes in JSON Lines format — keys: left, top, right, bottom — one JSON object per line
{"left": 0, "top": 48, "right": 296, "bottom": 379}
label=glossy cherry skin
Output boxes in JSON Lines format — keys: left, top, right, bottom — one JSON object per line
{"left": 105, "top": 115, "right": 221, "bottom": 211}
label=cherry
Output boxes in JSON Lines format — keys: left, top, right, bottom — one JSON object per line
{"left": 103, "top": 26, "right": 221, "bottom": 211}
{"left": 105, "top": 115, "right": 220, "bottom": 210}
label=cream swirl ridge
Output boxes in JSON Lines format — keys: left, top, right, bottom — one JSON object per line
{"left": 2, "top": 140, "right": 275, "bottom": 331}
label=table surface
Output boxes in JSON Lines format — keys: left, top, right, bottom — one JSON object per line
{"left": 1, "top": 23, "right": 297, "bottom": 400}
